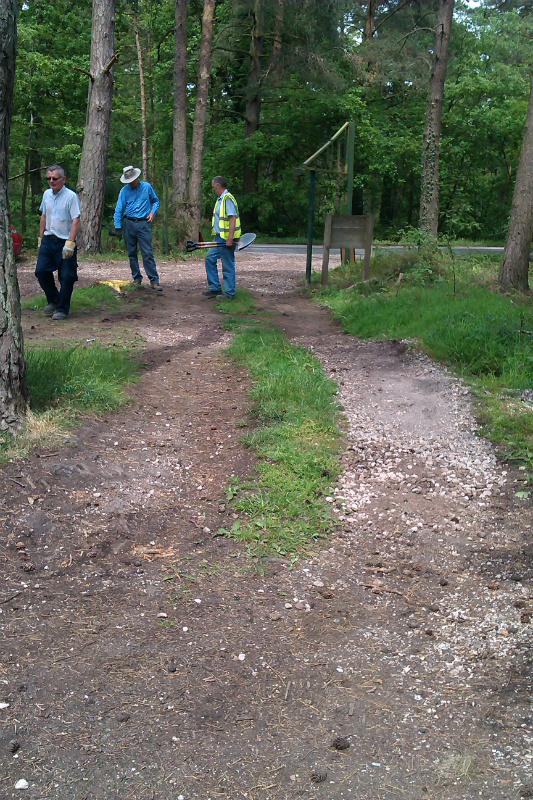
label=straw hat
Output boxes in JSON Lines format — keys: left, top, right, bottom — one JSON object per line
{"left": 120, "top": 165, "right": 141, "bottom": 184}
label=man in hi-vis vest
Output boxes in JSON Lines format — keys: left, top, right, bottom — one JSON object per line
{"left": 202, "top": 176, "right": 241, "bottom": 299}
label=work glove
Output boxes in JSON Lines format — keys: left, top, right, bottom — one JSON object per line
{"left": 62, "top": 240, "right": 76, "bottom": 259}
{"left": 109, "top": 228, "right": 122, "bottom": 239}
{"left": 37, "top": 237, "right": 42, "bottom": 248}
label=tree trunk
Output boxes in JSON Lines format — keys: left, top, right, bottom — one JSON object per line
{"left": 243, "top": 0, "right": 265, "bottom": 198}
{"left": 0, "top": 0, "right": 28, "bottom": 431}
{"left": 133, "top": 11, "right": 149, "bottom": 179}
{"left": 77, "top": 0, "right": 117, "bottom": 253}
{"left": 271, "top": 0, "right": 283, "bottom": 60}
{"left": 499, "top": 69, "right": 533, "bottom": 291}
{"left": 172, "top": 0, "right": 188, "bottom": 220}
{"left": 21, "top": 149, "right": 29, "bottom": 233}
{"left": 147, "top": 49, "right": 155, "bottom": 186}
{"left": 364, "top": 0, "right": 377, "bottom": 41}
{"left": 419, "top": 0, "right": 454, "bottom": 237}
{"left": 29, "top": 134, "right": 41, "bottom": 214}
{"left": 187, "top": 0, "right": 215, "bottom": 240}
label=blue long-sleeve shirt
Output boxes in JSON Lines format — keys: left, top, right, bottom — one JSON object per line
{"left": 114, "top": 181, "right": 160, "bottom": 228}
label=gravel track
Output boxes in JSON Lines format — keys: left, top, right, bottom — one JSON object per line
{"left": 0, "top": 250, "right": 531, "bottom": 799}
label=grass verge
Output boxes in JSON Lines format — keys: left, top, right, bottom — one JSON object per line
{"left": 315, "top": 249, "right": 533, "bottom": 481}
{"left": 0, "top": 343, "right": 141, "bottom": 463}
{"left": 21, "top": 281, "right": 139, "bottom": 313}
{"left": 216, "top": 290, "right": 343, "bottom": 559}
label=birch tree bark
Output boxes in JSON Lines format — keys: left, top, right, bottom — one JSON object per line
{"left": 0, "top": 0, "right": 28, "bottom": 431}
{"left": 499, "top": 69, "right": 533, "bottom": 291}
{"left": 419, "top": 0, "right": 454, "bottom": 238}
{"left": 77, "top": 0, "right": 117, "bottom": 253}
{"left": 186, "top": 0, "right": 215, "bottom": 240}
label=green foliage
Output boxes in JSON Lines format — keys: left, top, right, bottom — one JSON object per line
{"left": 7, "top": 0, "right": 533, "bottom": 245}
{"left": 10, "top": 0, "right": 92, "bottom": 235}
{"left": 439, "top": 7, "right": 533, "bottom": 240}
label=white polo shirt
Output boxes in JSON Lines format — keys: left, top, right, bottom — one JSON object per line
{"left": 40, "top": 186, "right": 80, "bottom": 240}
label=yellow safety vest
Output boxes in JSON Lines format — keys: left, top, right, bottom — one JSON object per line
{"left": 212, "top": 191, "right": 241, "bottom": 239}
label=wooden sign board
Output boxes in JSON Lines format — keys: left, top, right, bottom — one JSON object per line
{"left": 321, "top": 213, "right": 374, "bottom": 285}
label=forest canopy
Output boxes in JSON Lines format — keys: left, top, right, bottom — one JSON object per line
{"left": 8, "top": 0, "right": 533, "bottom": 244}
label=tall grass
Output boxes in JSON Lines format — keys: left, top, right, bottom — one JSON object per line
{"left": 26, "top": 344, "right": 140, "bottom": 412}
{"left": 325, "top": 284, "right": 533, "bottom": 386}
{"left": 0, "top": 344, "right": 140, "bottom": 462}
{"left": 218, "top": 292, "right": 342, "bottom": 557}
{"left": 317, "top": 251, "right": 533, "bottom": 475}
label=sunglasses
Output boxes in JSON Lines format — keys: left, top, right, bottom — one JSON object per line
{"left": 47, "top": 176, "right": 62, "bottom": 182}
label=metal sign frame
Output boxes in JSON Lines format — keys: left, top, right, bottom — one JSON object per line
{"left": 300, "top": 121, "right": 356, "bottom": 285}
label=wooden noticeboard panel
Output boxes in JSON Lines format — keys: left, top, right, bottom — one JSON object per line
{"left": 321, "top": 213, "right": 374, "bottom": 285}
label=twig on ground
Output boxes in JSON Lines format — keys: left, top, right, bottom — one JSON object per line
{"left": 359, "top": 582, "right": 413, "bottom": 603}
{"left": 0, "top": 591, "right": 22, "bottom": 604}
{"left": 5, "top": 476, "right": 26, "bottom": 488}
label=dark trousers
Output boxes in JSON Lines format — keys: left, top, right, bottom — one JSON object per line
{"left": 35, "top": 235, "right": 78, "bottom": 314}
{"left": 122, "top": 218, "right": 159, "bottom": 284}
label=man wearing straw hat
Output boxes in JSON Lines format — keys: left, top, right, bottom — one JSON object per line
{"left": 113, "top": 166, "right": 162, "bottom": 290}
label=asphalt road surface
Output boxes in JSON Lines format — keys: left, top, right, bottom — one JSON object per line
{"left": 250, "top": 243, "right": 504, "bottom": 256}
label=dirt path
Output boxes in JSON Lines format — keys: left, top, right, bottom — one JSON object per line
{"left": 1, "top": 251, "right": 532, "bottom": 800}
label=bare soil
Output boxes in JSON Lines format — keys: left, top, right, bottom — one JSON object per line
{"left": 1, "top": 250, "right": 532, "bottom": 800}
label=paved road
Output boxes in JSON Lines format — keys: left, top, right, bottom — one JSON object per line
{"left": 250, "top": 243, "right": 504, "bottom": 256}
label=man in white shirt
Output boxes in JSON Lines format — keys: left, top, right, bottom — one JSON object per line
{"left": 35, "top": 164, "right": 81, "bottom": 320}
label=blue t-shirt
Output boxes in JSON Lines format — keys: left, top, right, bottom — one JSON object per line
{"left": 114, "top": 181, "right": 160, "bottom": 227}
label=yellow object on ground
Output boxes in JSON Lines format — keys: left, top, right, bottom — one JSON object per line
{"left": 97, "top": 279, "right": 133, "bottom": 292}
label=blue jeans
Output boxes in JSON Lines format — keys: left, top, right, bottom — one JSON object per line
{"left": 205, "top": 234, "right": 236, "bottom": 296}
{"left": 35, "top": 235, "right": 78, "bottom": 314}
{"left": 122, "top": 218, "right": 159, "bottom": 284}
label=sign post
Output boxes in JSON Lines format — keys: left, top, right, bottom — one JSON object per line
{"left": 299, "top": 121, "right": 354, "bottom": 284}
{"left": 321, "top": 213, "right": 374, "bottom": 285}
{"left": 306, "top": 170, "right": 316, "bottom": 287}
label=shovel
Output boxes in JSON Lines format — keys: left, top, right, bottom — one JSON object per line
{"left": 185, "top": 232, "right": 256, "bottom": 252}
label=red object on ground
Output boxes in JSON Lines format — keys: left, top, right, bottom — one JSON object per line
{"left": 10, "top": 224, "right": 22, "bottom": 255}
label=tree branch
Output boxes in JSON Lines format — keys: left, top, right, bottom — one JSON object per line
{"left": 9, "top": 165, "right": 44, "bottom": 182}
{"left": 73, "top": 65, "right": 93, "bottom": 79}
{"left": 156, "top": 28, "right": 174, "bottom": 64}
{"left": 398, "top": 26, "right": 436, "bottom": 43}
{"left": 103, "top": 52, "right": 120, "bottom": 74}
{"left": 374, "top": 0, "right": 415, "bottom": 34}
